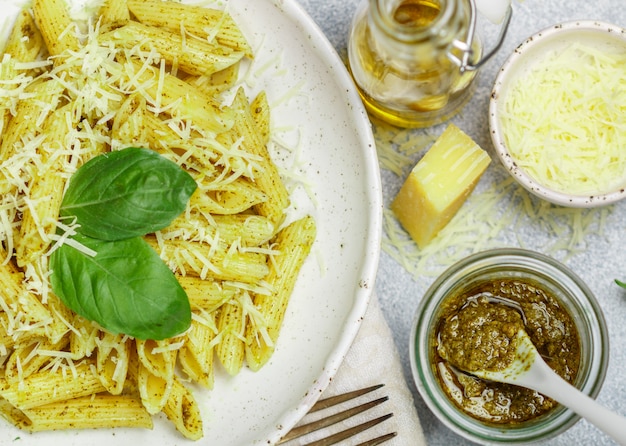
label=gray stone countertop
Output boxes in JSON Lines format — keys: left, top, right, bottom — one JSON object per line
{"left": 295, "top": 0, "right": 626, "bottom": 445}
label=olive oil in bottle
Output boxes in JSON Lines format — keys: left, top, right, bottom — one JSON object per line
{"left": 348, "top": 0, "right": 482, "bottom": 128}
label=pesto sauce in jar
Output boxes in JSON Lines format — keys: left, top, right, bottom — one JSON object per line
{"left": 433, "top": 278, "right": 581, "bottom": 424}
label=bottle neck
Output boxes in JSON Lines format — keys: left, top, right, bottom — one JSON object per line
{"left": 369, "top": 0, "right": 466, "bottom": 47}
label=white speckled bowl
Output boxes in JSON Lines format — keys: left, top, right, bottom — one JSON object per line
{"left": 489, "top": 21, "right": 626, "bottom": 207}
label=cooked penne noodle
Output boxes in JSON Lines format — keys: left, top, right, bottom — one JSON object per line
{"left": 0, "top": 262, "right": 54, "bottom": 345}
{"left": 216, "top": 300, "right": 245, "bottom": 376}
{"left": 14, "top": 104, "right": 76, "bottom": 267}
{"left": 23, "top": 394, "right": 153, "bottom": 431}
{"left": 136, "top": 339, "right": 177, "bottom": 381}
{"left": 0, "top": 78, "right": 64, "bottom": 164}
{"left": 110, "top": 92, "right": 150, "bottom": 148}
{"left": 95, "top": 332, "right": 131, "bottom": 395}
{"left": 147, "top": 236, "right": 270, "bottom": 283}
{"left": 137, "top": 359, "right": 172, "bottom": 415}
{"left": 250, "top": 91, "right": 271, "bottom": 146}
{"left": 0, "top": 360, "right": 106, "bottom": 410}
{"left": 135, "top": 339, "right": 176, "bottom": 414}
{"left": 184, "top": 63, "right": 240, "bottom": 97}
{"left": 179, "top": 317, "right": 216, "bottom": 389}
{"left": 98, "top": 0, "right": 130, "bottom": 32}
{"left": 3, "top": 336, "right": 68, "bottom": 384}
{"left": 0, "top": 394, "right": 33, "bottom": 430}
{"left": 190, "top": 178, "right": 268, "bottom": 215}
{"left": 69, "top": 315, "right": 99, "bottom": 360}
{"left": 164, "top": 212, "right": 275, "bottom": 247}
{"left": 246, "top": 216, "right": 316, "bottom": 371}
{"left": 107, "top": 21, "right": 244, "bottom": 77}
{"left": 127, "top": 0, "right": 253, "bottom": 58}
{"left": 1, "top": 10, "right": 46, "bottom": 64}
{"left": 32, "top": 0, "right": 80, "bottom": 57}
{"left": 178, "top": 276, "right": 236, "bottom": 313}
{"left": 0, "top": 10, "right": 47, "bottom": 134}
{"left": 224, "top": 88, "right": 290, "bottom": 226}
{"left": 163, "top": 375, "right": 203, "bottom": 441}
{"left": 110, "top": 95, "right": 223, "bottom": 177}
{"left": 118, "top": 58, "right": 234, "bottom": 133}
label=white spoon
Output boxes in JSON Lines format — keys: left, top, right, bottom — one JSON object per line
{"left": 466, "top": 329, "right": 626, "bottom": 445}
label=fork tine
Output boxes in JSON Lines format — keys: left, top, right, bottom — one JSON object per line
{"left": 356, "top": 431, "right": 398, "bottom": 446}
{"left": 306, "top": 413, "right": 395, "bottom": 446}
{"left": 309, "top": 384, "right": 385, "bottom": 412}
{"left": 279, "top": 396, "right": 389, "bottom": 443}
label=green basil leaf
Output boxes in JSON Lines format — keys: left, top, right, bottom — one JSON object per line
{"left": 50, "top": 234, "right": 191, "bottom": 340}
{"left": 60, "top": 147, "right": 197, "bottom": 241}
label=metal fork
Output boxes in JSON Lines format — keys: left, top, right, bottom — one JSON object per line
{"left": 278, "top": 384, "right": 397, "bottom": 446}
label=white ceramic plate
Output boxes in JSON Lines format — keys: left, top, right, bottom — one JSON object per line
{"left": 1, "top": 0, "right": 382, "bottom": 444}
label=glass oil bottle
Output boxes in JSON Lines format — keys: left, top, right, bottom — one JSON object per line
{"left": 348, "top": 0, "right": 511, "bottom": 128}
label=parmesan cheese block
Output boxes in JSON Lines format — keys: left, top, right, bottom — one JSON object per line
{"left": 391, "top": 124, "right": 491, "bottom": 248}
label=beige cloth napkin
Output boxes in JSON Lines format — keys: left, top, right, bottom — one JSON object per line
{"left": 287, "top": 293, "right": 427, "bottom": 445}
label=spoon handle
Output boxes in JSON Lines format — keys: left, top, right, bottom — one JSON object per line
{"left": 525, "top": 359, "right": 626, "bottom": 445}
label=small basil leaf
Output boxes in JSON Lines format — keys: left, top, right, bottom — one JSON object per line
{"left": 60, "top": 147, "right": 197, "bottom": 241}
{"left": 50, "top": 234, "right": 191, "bottom": 340}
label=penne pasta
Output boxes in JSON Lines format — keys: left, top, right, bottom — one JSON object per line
{"left": 184, "top": 63, "right": 240, "bottom": 98}
{"left": 222, "top": 88, "right": 290, "bottom": 227}
{"left": 0, "top": 394, "right": 33, "bottom": 430}
{"left": 3, "top": 336, "right": 69, "bottom": 384}
{"left": 95, "top": 332, "right": 131, "bottom": 395}
{"left": 163, "top": 375, "right": 203, "bottom": 441}
{"left": 0, "top": 0, "right": 316, "bottom": 440}
{"left": 23, "top": 394, "right": 153, "bottom": 431}
{"left": 0, "top": 78, "right": 64, "bottom": 164}
{"left": 118, "top": 58, "right": 234, "bottom": 133}
{"left": 127, "top": 0, "right": 253, "bottom": 58}
{"left": 0, "top": 262, "right": 54, "bottom": 346}
{"left": 178, "top": 276, "right": 236, "bottom": 313}
{"left": 1, "top": 10, "right": 46, "bottom": 63}
{"left": 106, "top": 21, "right": 245, "bottom": 77}
{"left": 136, "top": 359, "right": 172, "bottom": 415}
{"left": 216, "top": 300, "right": 245, "bottom": 376}
{"left": 135, "top": 339, "right": 176, "bottom": 414}
{"left": 69, "top": 315, "right": 99, "bottom": 360}
{"left": 179, "top": 317, "right": 216, "bottom": 389}
{"left": 189, "top": 177, "right": 268, "bottom": 215}
{"left": 250, "top": 91, "right": 271, "bottom": 146}
{"left": 245, "top": 216, "right": 316, "bottom": 371}
{"left": 98, "top": 0, "right": 130, "bottom": 32}
{"left": 0, "top": 360, "right": 106, "bottom": 410}
{"left": 0, "top": 10, "right": 47, "bottom": 135}
{"left": 32, "top": 0, "right": 80, "bottom": 57}
{"left": 146, "top": 236, "right": 270, "bottom": 283}
{"left": 14, "top": 103, "right": 77, "bottom": 267}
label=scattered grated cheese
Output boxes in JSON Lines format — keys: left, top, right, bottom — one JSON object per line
{"left": 377, "top": 124, "right": 613, "bottom": 279}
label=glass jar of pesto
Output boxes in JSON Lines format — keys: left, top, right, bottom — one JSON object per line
{"left": 410, "top": 248, "right": 609, "bottom": 443}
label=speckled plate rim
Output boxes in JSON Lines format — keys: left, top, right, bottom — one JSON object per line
{"left": 488, "top": 20, "right": 626, "bottom": 208}
{"left": 2, "top": 0, "right": 383, "bottom": 445}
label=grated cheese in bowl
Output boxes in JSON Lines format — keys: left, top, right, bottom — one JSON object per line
{"left": 489, "top": 21, "right": 626, "bottom": 208}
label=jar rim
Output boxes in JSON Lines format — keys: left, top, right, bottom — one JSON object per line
{"left": 409, "top": 248, "right": 609, "bottom": 444}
